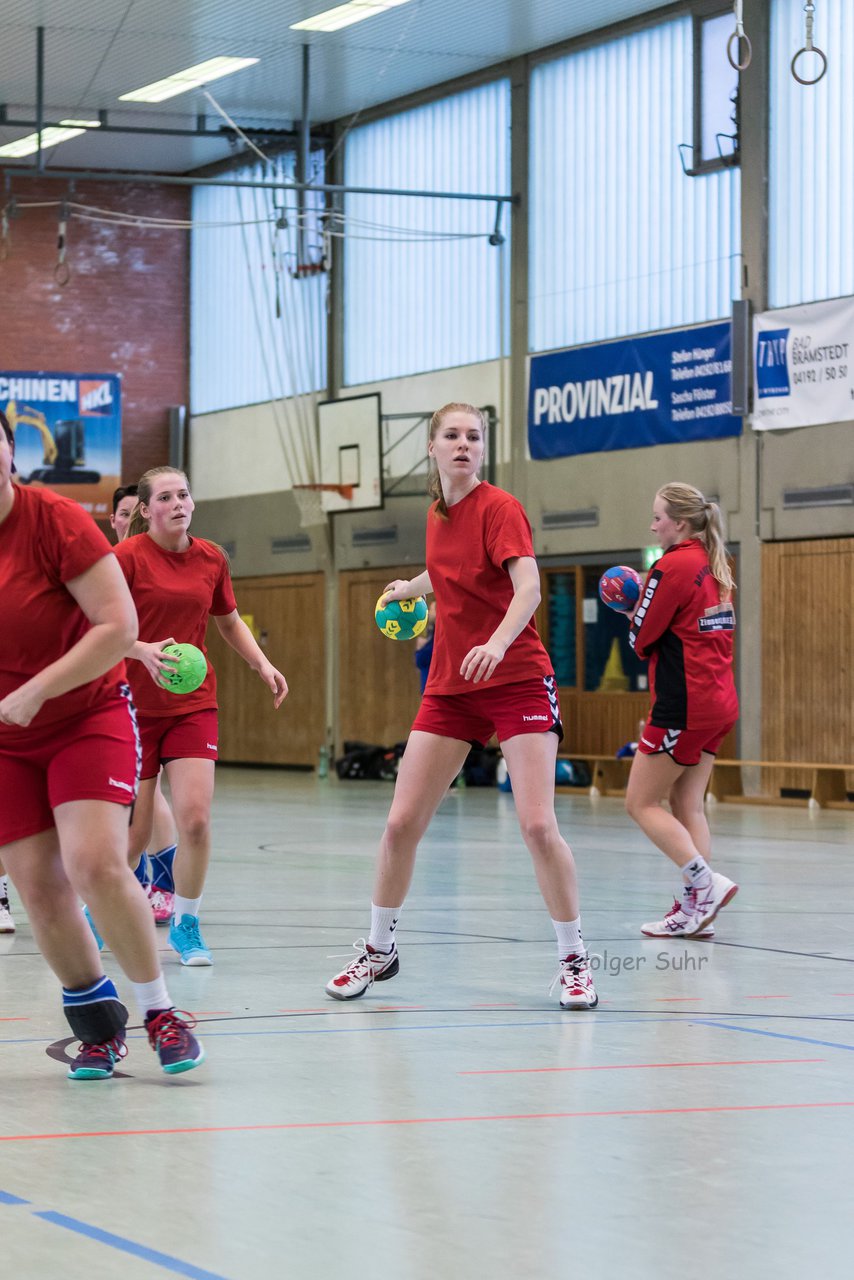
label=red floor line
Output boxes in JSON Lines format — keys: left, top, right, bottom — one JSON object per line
{"left": 655, "top": 997, "right": 703, "bottom": 1002}
{"left": 459, "top": 1057, "right": 824, "bottom": 1076}
{"left": 2, "top": 1098, "right": 851, "bottom": 1142}
{"left": 0, "top": 1018, "right": 29, "bottom": 1022}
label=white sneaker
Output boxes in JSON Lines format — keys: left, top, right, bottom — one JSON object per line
{"left": 686, "top": 872, "right": 738, "bottom": 936}
{"left": 551, "top": 951, "right": 599, "bottom": 1010}
{"left": 641, "top": 897, "right": 715, "bottom": 939}
{"left": 325, "top": 939, "right": 399, "bottom": 1001}
{"left": 0, "top": 898, "right": 14, "bottom": 934}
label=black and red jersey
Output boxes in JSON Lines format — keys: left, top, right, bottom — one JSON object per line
{"left": 629, "top": 538, "right": 738, "bottom": 730}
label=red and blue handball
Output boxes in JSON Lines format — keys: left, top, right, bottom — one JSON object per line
{"left": 598, "top": 565, "right": 642, "bottom": 613}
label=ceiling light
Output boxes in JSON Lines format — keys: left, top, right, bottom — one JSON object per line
{"left": 291, "top": 0, "right": 413, "bottom": 33}
{"left": 0, "top": 121, "right": 99, "bottom": 159}
{"left": 119, "top": 56, "right": 258, "bottom": 104}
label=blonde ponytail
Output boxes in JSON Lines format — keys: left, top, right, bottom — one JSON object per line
{"left": 656, "top": 482, "right": 735, "bottom": 599}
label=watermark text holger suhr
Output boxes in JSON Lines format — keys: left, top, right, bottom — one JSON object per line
{"left": 588, "top": 949, "right": 710, "bottom": 976}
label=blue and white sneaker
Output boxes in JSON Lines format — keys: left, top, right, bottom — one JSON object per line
{"left": 83, "top": 904, "right": 104, "bottom": 952}
{"left": 169, "top": 914, "right": 212, "bottom": 966}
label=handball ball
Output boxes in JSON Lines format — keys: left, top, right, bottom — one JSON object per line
{"left": 598, "top": 566, "right": 643, "bottom": 613}
{"left": 158, "top": 643, "right": 208, "bottom": 694}
{"left": 374, "top": 594, "right": 429, "bottom": 641}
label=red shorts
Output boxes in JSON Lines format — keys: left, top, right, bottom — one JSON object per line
{"left": 412, "top": 675, "right": 563, "bottom": 747}
{"left": 0, "top": 687, "right": 140, "bottom": 847}
{"left": 137, "top": 708, "right": 219, "bottom": 779}
{"left": 637, "top": 721, "right": 735, "bottom": 767}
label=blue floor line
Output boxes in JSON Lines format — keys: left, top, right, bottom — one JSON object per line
{"left": 34, "top": 1211, "right": 232, "bottom": 1280}
{"left": 692, "top": 1020, "right": 854, "bottom": 1053}
{"left": 0, "top": 1190, "right": 30, "bottom": 1204}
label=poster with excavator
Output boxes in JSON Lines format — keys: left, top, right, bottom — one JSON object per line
{"left": 0, "top": 371, "right": 121, "bottom": 519}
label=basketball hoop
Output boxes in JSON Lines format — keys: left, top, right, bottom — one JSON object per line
{"left": 292, "top": 483, "right": 354, "bottom": 528}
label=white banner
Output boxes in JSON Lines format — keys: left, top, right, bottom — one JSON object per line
{"left": 752, "top": 295, "right": 854, "bottom": 430}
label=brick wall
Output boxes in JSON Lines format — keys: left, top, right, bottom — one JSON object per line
{"left": 0, "top": 179, "right": 189, "bottom": 487}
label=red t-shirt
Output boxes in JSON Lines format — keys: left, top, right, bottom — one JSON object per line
{"left": 114, "top": 534, "right": 237, "bottom": 717}
{"left": 0, "top": 485, "right": 127, "bottom": 737}
{"left": 425, "top": 482, "right": 553, "bottom": 695}
{"left": 629, "top": 538, "right": 738, "bottom": 730}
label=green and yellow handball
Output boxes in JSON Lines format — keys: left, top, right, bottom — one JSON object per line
{"left": 374, "top": 593, "right": 429, "bottom": 641}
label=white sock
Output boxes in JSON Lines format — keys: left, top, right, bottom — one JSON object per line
{"left": 131, "top": 974, "right": 172, "bottom": 1017}
{"left": 173, "top": 894, "right": 202, "bottom": 921}
{"left": 369, "top": 903, "right": 401, "bottom": 952}
{"left": 552, "top": 916, "right": 584, "bottom": 958}
{"left": 682, "top": 856, "right": 712, "bottom": 890}
{"left": 0, "top": 874, "right": 8, "bottom": 901}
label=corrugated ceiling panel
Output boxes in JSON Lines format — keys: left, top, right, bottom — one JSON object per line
{"left": 769, "top": 0, "right": 853, "bottom": 306}
{"left": 190, "top": 153, "right": 327, "bottom": 414}
{"left": 529, "top": 16, "right": 741, "bottom": 352}
{"left": 343, "top": 80, "right": 510, "bottom": 386}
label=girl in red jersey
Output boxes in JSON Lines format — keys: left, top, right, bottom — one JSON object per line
{"left": 0, "top": 413, "right": 203, "bottom": 1079}
{"left": 626, "top": 482, "right": 739, "bottom": 939}
{"left": 326, "top": 403, "right": 597, "bottom": 1010}
{"left": 115, "top": 466, "right": 288, "bottom": 967}
{"left": 110, "top": 482, "right": 179, "bottom": 924}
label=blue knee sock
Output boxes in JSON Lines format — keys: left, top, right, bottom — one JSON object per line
{"left": 133, "top": 852, "right": 151, "bottom": 888}
{"left": 149, "top": 844, "right": 177, "bottom": 893}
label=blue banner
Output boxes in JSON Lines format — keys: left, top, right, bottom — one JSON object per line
{"left": 0, "top": 371, "right": 122, "bottom": 518}
{"left": 528, "top": 321, "right": 741, "bottom": 459}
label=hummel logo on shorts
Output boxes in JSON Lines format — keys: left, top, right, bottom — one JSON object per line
{"left": 206, "top": 743, "right": 218, "bottom": 751}
{"left": 108, "top": 777, "right": 135, "bottom": 794}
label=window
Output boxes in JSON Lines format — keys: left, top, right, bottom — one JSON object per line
{"left": 529, "top": 18, "right": 741, "bottom": 353}
{"left": 191, "top": 152, "right": 328, "bottom": 415}
{"left": 769, "top": 0, "right": 854, "bottom": 306}
{"left": 690, "top": 9, "right": 741, "bottom": 172}
{"left": 343, "top": 80, "right": 511, "bottom": 385}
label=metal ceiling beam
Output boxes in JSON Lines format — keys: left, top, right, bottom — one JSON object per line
{"left": 0, "top": 112, "right": 315, "bottom": 143}
{"left": 3, "top": 166, "right": 517, "bottom": 204}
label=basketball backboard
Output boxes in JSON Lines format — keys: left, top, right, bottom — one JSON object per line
{"left": 317, "top": 393, "right": 383, "bottom": 514}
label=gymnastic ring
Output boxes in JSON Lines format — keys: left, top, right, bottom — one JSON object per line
{"left": 791, "top": 45, "right": 827, "bottom": 84}
{"left": 54, "top": 260, "right": 70, "bottom": 286}
{"left": 727, "top": 30, "right": 752, "bottom": 72}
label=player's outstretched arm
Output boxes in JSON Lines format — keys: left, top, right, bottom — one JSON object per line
{"left": 213, "top": 610, "right": 289, "bottom": 708}
{"left": 0, "top": 556, "right": 138, "bottom": 728}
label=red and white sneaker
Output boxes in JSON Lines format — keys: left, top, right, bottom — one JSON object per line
{"left": 551, "top": 951, "right": 599, "bottom": 1010}
{"left": 325, "top": 939, "right": 399, "bottom": 1001}
{"left": 641, "top": 897, "right": 715, "bottom": 939}
{"left": 148, "top": 887, "right": 174, "bottom": 926}
{"left": 685, "top": 872, "right": 738, "bottom": 936}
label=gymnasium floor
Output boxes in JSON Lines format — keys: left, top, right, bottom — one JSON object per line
{"left": 1, "top": 768, "right": 853, "bottom": 1280}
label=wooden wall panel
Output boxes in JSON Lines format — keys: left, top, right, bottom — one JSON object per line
{"left": 339, "top": 568, "right": 425, "bottom": 749}
{"left": 206, "top": 572, "right": 325, "bottom": 766}
{"left": 762, "top": 538, "right": 854, "bottom": 791}
{"left": 559, "top": 691, "right": 643, "bottom": 755}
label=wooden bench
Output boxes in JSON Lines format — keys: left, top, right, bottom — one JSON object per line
{"left": 555, "top": 754, "right": 854, "bottom": 810}
{"left": 707, "top": 759, "right": 854, "bottom": 810}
